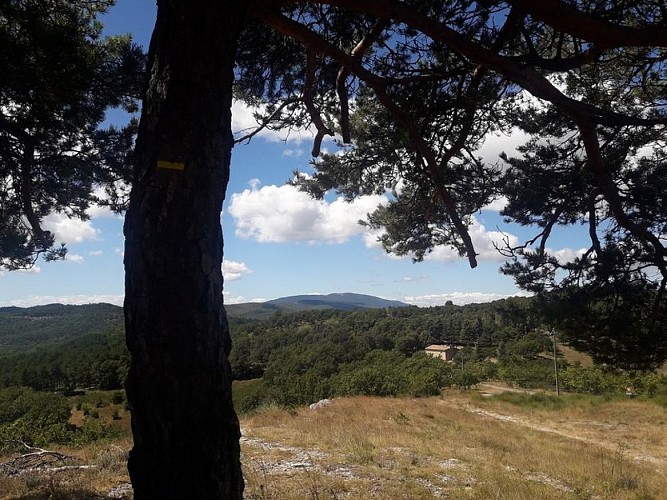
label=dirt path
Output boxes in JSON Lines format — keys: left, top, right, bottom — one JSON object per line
{"left": 453, "top": 386, "right": 667, "bottom": 470}
{"left": 461, "top": 405, "right": 664, "bottom": 465}
{"left": 477, "top": 381, "right": 541, "bottom": 395}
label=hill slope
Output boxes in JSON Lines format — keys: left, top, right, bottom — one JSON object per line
{"left": 268, "top": 292, "right": 407, "bottom": 309}
{"left": 0, "top": 303, "right": 124, "bottom": 353}
{"left": 226, "top": 292, "right": 409, "bottom": 319}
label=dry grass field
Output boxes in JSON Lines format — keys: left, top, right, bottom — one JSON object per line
{"left": 1, "top": 387, "right": 666, "bottom": 499}
{"left": 241, "top": 390, "right": 667, "bottom": 499}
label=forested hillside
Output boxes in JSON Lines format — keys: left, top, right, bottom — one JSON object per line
{"left": 2, "top": 297, "right": 663, "bottom": 405}
{"left": 229, "top": 297, "right": 548, "bottom": 406}
{"left": 1, "top": 297, "right": 534, "bottom": 392}
{"left": 229, "top": 297, "right": 666, "bottom": 408}
{"left": 0, "top": 324, "right": 127, "bottom": 391}
{"left": 0, "top": 303, "right": 123, "bottom": 352}
{"left": 229, "top": 296, "right": 539, "bottom": 380}
{"left": 224, "top": 293, "right": 408, "bottom": 319}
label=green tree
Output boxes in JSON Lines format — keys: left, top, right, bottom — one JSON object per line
{"left": 539, "top": 286, "right": 667, "bottom": 370}
{"left": 0, "top": 0, "right": 144, "bottom": 269}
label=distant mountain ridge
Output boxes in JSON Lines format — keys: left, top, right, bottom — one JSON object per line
{"left": 268, "top": 292, "right": 407, "bottom": 309}
{"left": 0, "top": 293, "right": 409, "bottom": 350}
{"left": 226, "top": 292, "right": 409, "bottom": 319}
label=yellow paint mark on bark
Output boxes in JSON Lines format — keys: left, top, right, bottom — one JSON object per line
{"left": 157, "top": 160, "right": 185, "bottom": 171}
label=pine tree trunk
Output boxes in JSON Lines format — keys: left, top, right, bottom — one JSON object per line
{"left": 123, "top": 2, "right": 247, "bottom": 498}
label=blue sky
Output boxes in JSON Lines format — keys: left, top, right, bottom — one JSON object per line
{"left": 0, "top": 0, "right": 589, "bottom": 308}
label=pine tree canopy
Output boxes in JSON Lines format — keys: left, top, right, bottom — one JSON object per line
{"left": 0, "top": 0, "right": 145, "bottom": 269}
{"left": 236, "top": 0, "right": 667, "bottom": 366}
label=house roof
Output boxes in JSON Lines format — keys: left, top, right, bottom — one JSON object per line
{"left": 425, "top": 344, "right": 458, "bottom": 351}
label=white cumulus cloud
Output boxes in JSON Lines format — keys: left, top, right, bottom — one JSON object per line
{"left": 481, "top": 196, "right": 508, "bottom": 212}
{"left": 404, "top": 291, "right": 531, "bottom": 307}
{"left": 86, "top": 184, "right": 128, "bottom": 219}
{"left": 426, "top": 218, "right": 518, "bottom": 263}
{"left": 14, "top": 265, "right": 41, "bottom": 274}
{"left": 223, "top": 291, "right": 265, "bottom": 305}
{"left": 223, "top": 259, "right": 251, "bottom": 282}
{"left": 282, "top": 148, "right": 305, "bottom": 158}
{"left": 42, "top": 212, "right": 99, "bottom": 244}
{"left": 551, "top": 247, "right": 588, "bottom": 264}
{"left": 474, "top": 127, "right": 530, "bottom": 166}
{"left": 228, "top": 181, "right": 387, "bottom": 244}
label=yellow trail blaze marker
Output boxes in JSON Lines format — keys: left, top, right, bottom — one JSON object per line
{"left": 157, "top": 160, "right": 185, "bottom": 171}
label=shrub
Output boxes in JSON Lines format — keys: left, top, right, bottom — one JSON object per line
{"left": 561, "top": 365, "right": 662, "bottom": 396}
{"left": 335, "top": 364, "right": 396, "bottom": 397}
{"left": 497, "top": 360, "right": 555, "bottom": 389}
{"left": 0, "top": 387, "right": 73, "bottom": 445}
{"left": 401, "top": 354, "right": 452, "bottom": 396}
{"left": 238, "top": 393, "right": 265, "bottom": 413}
{"left": 111, "top": 391, "right": 125, "bottom": 405}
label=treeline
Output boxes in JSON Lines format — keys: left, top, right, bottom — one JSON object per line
{"left": 0, "top": 297, "right": 538, "bottom": 394}
{"left": 229, "top": 297, "right": 539, "bottom": 378}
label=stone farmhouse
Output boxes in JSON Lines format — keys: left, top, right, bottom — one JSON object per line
{"left": 424, "top": 344, "right": 459, "bottom": 361}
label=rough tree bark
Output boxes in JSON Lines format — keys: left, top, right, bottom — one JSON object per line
{"left": 123, "top": 1, "right": 247, "bottom": 498}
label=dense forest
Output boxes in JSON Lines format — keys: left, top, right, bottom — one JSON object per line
{"left": 228, "top": 299, "right": 664, "bottom": 408}
{"left": 2, "top": 298, "right": 663, "bottom": 409}
{"left": 0, "top": 304, "right": 127, "bottom": 392}
{"left": 0, "top": 325, "right": 128, "bottom": 392}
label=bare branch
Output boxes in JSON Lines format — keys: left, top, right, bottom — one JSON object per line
{"left": 336, "top": 19, "right": 389, "bottom": 143}
{"left": 303, "top": 49, "right": 333, "bottom": 156}
{"left": 233, "top": 97, "right": 301, "bottom": 145}
{"left": 0, "top": 441, "right": 89, "bottom": 477}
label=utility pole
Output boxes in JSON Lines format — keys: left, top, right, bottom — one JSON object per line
{"left": 551, "top": 328, "right": 560, "bottom": 396}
